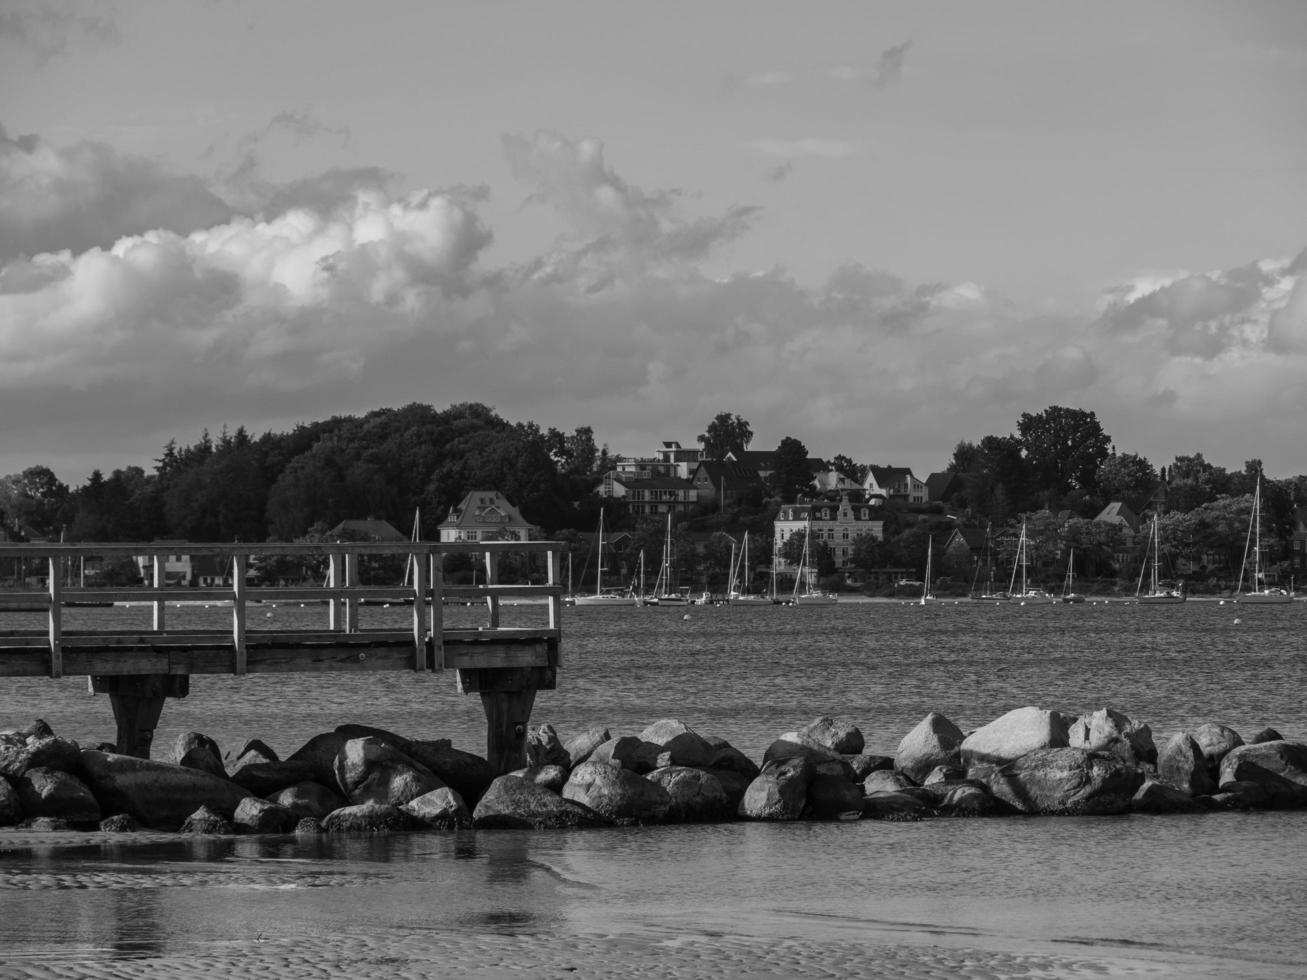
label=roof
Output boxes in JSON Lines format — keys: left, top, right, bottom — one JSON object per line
{"left": 925, "top": 471, "right": 964, "bottom": 501}
{"left": 440, "top": 490, "right": 533, "bottom": 530}
{"left": 812, "top": 470, "right": 861, "bottom": 492}
{"left": 867, "top": 465, "right": 920, "bottom": 485}
{"left": 328, "top": 519, "right": 407, "bottom": 542}
{"left": 610, "top": 476, "right": 695, "bottom": 491}
{"left": 691, "top": 461, "right": 765, "bottom": 487}
{"left": 1094, "top": 502, "right": 1140, "bottom": 530}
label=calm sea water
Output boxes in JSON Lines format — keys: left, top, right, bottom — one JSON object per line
{"left": 2, "top": 599, "right": 1305, "bottom": 977}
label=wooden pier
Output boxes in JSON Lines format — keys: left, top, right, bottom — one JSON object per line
{"left": 0, "top": 540, "right": 563, "bottom": 772}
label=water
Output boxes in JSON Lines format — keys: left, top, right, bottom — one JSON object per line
{"left": 2, "top": 599, "right": 1305, "bottom": 978}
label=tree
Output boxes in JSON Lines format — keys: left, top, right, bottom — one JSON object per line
{"left": 830, "top": 454, "right": 866, "bottom": 483}
{"left": 768, "top": 437, "right": 811, "bottom": 501}
{"left": 697, "top": 413, "right": 753, "bottom": 460}
{"left": 0, "top": 465, "right": 70, "bottom": 538}
{"left": 1017, "top": 406, "right": 1111, "bottom": 499}
{"left": 1166, "top": 453, "right": 1228, "bottom": 512}
{"left": 1095, "top": 452, "right": 1157, "bottom": 504}
{"left": 949, "top": 435, "right": 1030, "bottom": 523}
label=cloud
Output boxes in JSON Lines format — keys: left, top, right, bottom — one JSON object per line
{"left": 873, "top": 40, "right": 913, "bottom": 89}
{"left": 0, "top": 0, "right": 116, "bottom": 64}
{"left": 1, "top": 123, "right": 1305, "bottom": 485}
{"left": 724, "top": 40, "right": 914, "bottom": 95}
{"left": 746, "top": 138, "right": 870, "bottom": 160}
{"left": 0, "top": 123, "right": 234, "bottom": 261}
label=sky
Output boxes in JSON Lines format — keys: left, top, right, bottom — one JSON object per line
{"left": 2, "top": 0, "right": 1306, "bottom": 488}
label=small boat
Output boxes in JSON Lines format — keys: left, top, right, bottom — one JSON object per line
{"left": 727, "top": 532, "right": 771, "bottom": 604}
{"left": 917, "top": 537, "right": 938, "bottom": 605}
{"left": 789, "top": 512, "right": 838, "bottom": 605}
{"left": 1235, "top": 473, "right": 1293, "bottom": 604}
{"left": 572, "top": 510, "right": 639, "bottom": 606}
{"left": 1060, "top": 547, "right": 1085, "bottom": 604}
{"left": 970, "top": 523, "right": 1010, "bottom": 601}
{"left": 1135, "top": 515, "right": 1185, "bottom": 604}
{"left": 650, "top": 514, "right": 689, "bottom": 604}
{"left": 1007, "top": 520, "right": 1052, "bottom": 601}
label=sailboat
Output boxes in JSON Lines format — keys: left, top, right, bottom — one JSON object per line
{"left": 1236, "top": 473, "right": 1293, "bottom": 604}
{"left": 790, "top": 512, "right": 838, "bottom": 605}
{"left": 1007, "top": 521, "right": 1051, "bottom": 601}
{"left": 728, "top": 532, "right": 770, "bottom": 604}
{"left": 916, "top": 537, "right": 938, "bottom": 605}
{"left": 971, "top": 524, "right": 1010, "bottom": 601}
{"left": 651, "top": 514, "right": 689, "bottom": 604}
{"left": 1060, "top": 546, "right": 1085, "bottom": 604}
{"left": 1135, "top": 515, "right": 1185, "bottom": 603}
{"left": 572, "top": 510, "right": 638, "bottom": 606}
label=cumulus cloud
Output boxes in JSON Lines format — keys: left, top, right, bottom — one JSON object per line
{"left": 0, "top": 0, "right": 116, "bottom": 64}
{"left": 723, "top": 40, "right": 914, "bottom": 95}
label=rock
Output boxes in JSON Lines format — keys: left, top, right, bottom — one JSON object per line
{"left": 230, "top": 759, "right": 323, "bottom": 797}
{"left": 231, "top": 738, "right": 279, "bottom": 766}
{"left": 845, "top": 754, "right": 894, "bottom": 780}
{"left": 100, "top": 813, "right": 139, "bottom": 832}
{"left": 180, "top": 804, "right": 236, "bottom": 834}
{"left": 1068, "top": 708, "right": 1156, "bottom": 766}
{"left": 333, "top": 737, "right": 444, "bottom": 806}
{"left": 285, "top": 731, "right": 351, "bottom": 785}
{"left": 1210, "top": 780, "right": 1269, "bottom": 810}
{"left": 864, "top": 770, "right": 914, "bottom": 794}
{"left": 895, "top": 712, "right": 964, "bottom": 784}
{"left": 321, "top": 803, "right": 421, "bottom": 833}
{"left": 508, "top": 765, "right": 569, "bottom": 794}
{"left": 1, "top": 776, "right": 21, "bottom": 825}
{"left": 648, "top": 766, "right": 733, "bottom": 823}
{"left": 639, "top": 719, "right": 715, "bottom": 768}
{"left": 1217, "top": 741, "right": 1307, "bottom": 807}
{"left": 266, "top": 781, "right": 348, "bottom": 820}
{"left": 526, "top": 724, "right": 572, "bottom": 769}
{"left": 15, "top": 767, "right": 100, "bottom": 824}
{"left": 563, "top": 727, "right": 610, "bottom": 768}
{"left": 295, "top": 817, "right": 323, "bottom": 835}
{"left": 704, "top": 736, "right": 761, "bottom": 780}
{"left": 922, "top": 765, "right": 967, "bottom": 785}
{"left": 334, "top": 723, "right": 414, "bottom": 750}
{"left": 23, "top": 816, "right": 73, "bottom": 832}
{"left": 233, "top": 797, "right": 297, "bottom": 834}
{"left": 763, "top": 737, "right": 856, "bottom": 781}
{"left": 403, "top": 741, "right": 498, "bottom": 806}
{"left": 705, "top": 768, "right": 753, "bottom": 811}
{"left": 77, "top": 749, "right": 252, "bottom": 830}
{"left": 14, "top": 719, "right": 54, "bottom": 739}
{"left": 0, "top": 734, "right": 82, "bottom": 779}
{"left": 1132, "top": 779, "right": 1204, "bottom": 814}
{"left": 472, "top": 775, "right": 607, "bottom": 830}
{"left": 861, "top": 791, "right": 930, "bottom": 821}
{"left": 172, "top": 732, "right": 227, "bottom": 779}
{"left": 797, "top": 716, "right": 865, "bottom": 755}
{"left": 562, "top": 761, "right": 671, "bottom": 825}
{"left": 1192, "top": 723, "right": 1244, "bottom": 776}
{"left": 402, "top": 787, "right": 472, "bottom": 829}
{"left": 1157, "top": 733, "right": 1217, "bottom": 796}
{"left": 1249, "top": 727, "right": 1284, "bottom": 745}
{"left": 587, "top": 736, "right": 660, "bottom": 774}
{"left": 961, "top": 707, "right": 1070, "bottom": 767}
{"left": 806, "top": 765, "right": 864, "bottom": 819}
{"left": 933, "top": 782, "right": 998, "bottom": 817}
{"left": 984, "top": 747, "right": 1144, "bottom": 815}
{"left": 738, "top": 757, "right": 810, "bottom": 821}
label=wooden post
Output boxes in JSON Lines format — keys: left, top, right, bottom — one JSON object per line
{"left": 410, "top": 547, "right": 428, "bottom": 671}
{"left": 328, "top": 553, "right": 342, "bottom": 631}
{"left": 93, "top": 674, "right": 191, "bottom": 759}
{"left": 457, "top": 665, "right": 556, "bottom": 773}
{"left": 430, "top": 552, "right": 444, "bottom": 671}
{"left": 152, "top": 550, "right": 166, "bottom": 632}
{"left": 231, "top": 554, "right": 247, "bottom": 674}
{"left": 47, "top": 555, "right": 63, "bottom": 678}
{"left": 484, "top": 550, "right": 500, "bottom": 628}
{"left": 344, "top": 551, "right": 357, "bottom": 633}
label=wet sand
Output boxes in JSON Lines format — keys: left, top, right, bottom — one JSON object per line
{"left": 2, "top": 831, "right": 1301, "bottom": 980}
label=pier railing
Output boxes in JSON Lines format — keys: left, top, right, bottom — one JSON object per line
{"left": 0, "top": 540, "right": 564, "bottom": 769}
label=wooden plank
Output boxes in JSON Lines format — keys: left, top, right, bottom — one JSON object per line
{"left": 442, "top": 644, "right": 551, "bottom": 670}
{"left": 430, "top": 553, "right": 445, "bottom": 671}
{"left": 410, "top": 551, "right": 428, "bottom": 671}
{"left": 484, "top": 551, "right": 500, "bottom": 629}
{"left": 232, "top": 554, "right": 247, "bottom": 674}
{"left": 151, "top": 554, "right": 165, "bottom": 631}
{"left": 548, "top": 550, "right": 561, "bottom": 663}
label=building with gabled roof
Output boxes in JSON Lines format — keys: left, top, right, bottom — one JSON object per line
{"left": 437, "top": 491, "right": 536, "bottom": 543}
{"left": 599, "top": 474, "right": 697, "bottom": 517}
{"left": 773, "top": 495, "right": 885, "bottom": 577}
{"left": 690, "top": 460, "right": 766, "bottom": 509}
{"left": 865, "top": 466, "right": 927, "bottom": 504}
{"left": 329, "top": 518, "right": 407, "bottom": 542}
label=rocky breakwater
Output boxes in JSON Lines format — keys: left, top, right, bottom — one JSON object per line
{"left": 2, "top": 707, "right": 1306, "bottom": 834}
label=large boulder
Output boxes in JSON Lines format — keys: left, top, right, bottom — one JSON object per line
{"left": 1157, "top": 733, "right": 1217, "bottom": 796}
{"left": 587, "top": 736, "right": 660, "bottom": 774}
{"left": 230, "top": 759, "right": 323, "bottom": 797}
{"left": 562, "top": 761, "right": 671, "bottom": 825}
{"left": 472, "top": 775, "right": 607, "bottom": 830}
{"left": 266, "top": 781, "right": 348, "bottom": 820}
{"left": 705, "top": 768, "right": 753, "bottom": 811}
{"left": 0, "top": 776, "right": 21, "bottom": 825}
{"left": 704, "top": 736, "right": 761, "bottom": 780}
{"left": 321, "top": 803, "right": 422, "bottom": 833}
{"left": 984, "top": 747, "right": 1144, "bottom": 815}
{"left": 961, "top": 707, "right": 1070, "bottom": 767}
{"left": 404, "top": 741, "right": 498, "bottom": 806}
{"left": 77, "top": 750, "right": 252, "bottom": 829}
{"left": 509, "top": 765, "right": 569, "bottom": 794}
{"left": 864, "top": 770, "right": 914, "bottom": 794}
{"left": 15, "top": 767, "right": 100, "bottom": 824}
{"left": 0, "top": 734, "right": 82, "bottom": 779}
{"left": 233, "top": 797, "right": 297, "bottom": 834}
{"left": 1217, "top": 741, "right": 1307, "bottom": 807}
{"left": 526, "top": 724, "right": 572, "bottom": 769}
{"left": 172, "top": 732, "right": 226, "bottom": 779}
{"left": 1068, "top": 708, "right": 1156, "bottom": 766}
{"left": 648, "top": 766, "right": 733, "bottom": 823}
{"left": 180, "top": 804, "right": 235, "bottom": 834}
{"left": 805, "top": 765, "right": 864, "bottom": 819}
{"left": 763, "top": 736, "right": 856, "bottom": 781}
{"left": 639, "top": 719, "right": 715, "bottom": 768}
{"left": 1131, "top": 779, "right": 1205, "bottom": 814}
{"left": 739, "top": 757, "right": 811, "bottom": 821}
{"left": 333, "top": 737, "right": 444, "bottom": 807}
{"left": 861, "top": 791, "right": 930, "bottom": 821}
{"left": 846, "top": 754, "right": 895, "bottom": 780}
{"left": 402, "top": 787, "right": 472, "bottom": 829}
{"left": 563, "top": 727, "right": 611, "bottom": 768}
{"left": 797, "top": 716, "right": 865, "bottom": 756}
{"left": 932, "top": 782, "right": 998, "bottom": 817}
{"left": 1192, "top": 723, "right": 1244, "bottom": 776}
{"left": 285, "top": 732, "right": 351, "bottom": 785}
